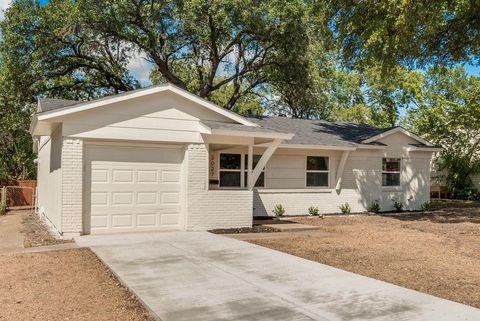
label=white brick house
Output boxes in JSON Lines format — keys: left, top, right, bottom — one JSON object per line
{"left": 31, "top": 84, "right": 441, "bottom": 237}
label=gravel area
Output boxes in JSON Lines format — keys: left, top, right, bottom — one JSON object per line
{"left": 0, "top": 248, "right": 155, "bottom": 321}
{"left": 20, "top": 210, "right": 73, "bottom": 247}
{"left": 248, "top": 201, "right": 480, "bottom": 309}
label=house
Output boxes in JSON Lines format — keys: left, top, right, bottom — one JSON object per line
{"left": 30, "top": 84, "right": 441, "bottom": 237}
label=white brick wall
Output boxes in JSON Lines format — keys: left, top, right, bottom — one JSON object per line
{"left": 185, "top": 144, "right": 253, "bottom": 230}
{"left": 61, "top": 137, "right": 83, "bottom": 236}
{"left": 253, "top": 152, "right": 432, "bottom": 216}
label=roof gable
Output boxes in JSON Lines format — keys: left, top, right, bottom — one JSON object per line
{"left": 361, "top": 127, "right": 433, "bottom": 146}
{"left": 35, "top": 84, "right": 258, "bottom": 127}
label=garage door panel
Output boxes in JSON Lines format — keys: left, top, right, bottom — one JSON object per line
{"left": 161, "top": 170, "right": 181, "bottom": 183}
{"left": 137, "top": 170, "right": 158, "bottom": 183}
{"left": 112, "top": 192, "right": 134, "bottom": 205}
{"left": 86, "top": 145, "right": 184, "bottom": 234}
{"left": 160, "top": 214, "right": 180, "bottom": 225}
{"left": 111, "top": 214, "right": 134, "bottom": 228}
{"left": 136, "top": 192, "right": 158, "bottom": 205}
{"left": 136, "top": 214, "right": 157, "bottom": 227}
{"left": 112, "top": 169, "right": 134, "bottom": 183}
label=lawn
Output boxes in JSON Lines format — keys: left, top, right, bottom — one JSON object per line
{"left": 248, "top": 200, "right": 480, "bottom": 309}
{"left": 0, "top": 249, "right": 155, "bottom": 321}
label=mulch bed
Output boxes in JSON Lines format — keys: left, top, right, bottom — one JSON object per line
{"left": 209, "top": 225, "right": 281, "bottom": 234}
{"left": 20, "top": 211, "right": 74, "bottom": 248}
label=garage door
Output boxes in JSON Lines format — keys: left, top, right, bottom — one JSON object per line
{"left": 84, "top": 144, "right": 184, "bottom": 234}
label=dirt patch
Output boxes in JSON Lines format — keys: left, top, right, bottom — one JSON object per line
{"left": 209, "top": 225, "right": 281, "bottom": 234}
{"left": 0, "top": 248, "right": 155, "bottom": 321}
{"left": 248, "top": 201, "right": 480, "bottom": 309}
{"left": 20, "top": 210, "right": 73, "bottom": 247}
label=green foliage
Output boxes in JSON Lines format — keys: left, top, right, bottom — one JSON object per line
{"left": 368, "top": 200, "right": 381, "bottom": 213}
{"left": 339, "top": 203, "right": 351, "bottom": 214}
{"left": 420, "top": 202, "right": 432, "bottom": 212}
{"left": 392, "top": 198, "right": 404, "bottom": 212}
{"left": 272, "top": 204, "right": 285, "bottom": 217}
{"left": 308, "top": 206, "right": 319, "bottom": 216}
{"left": 329, "top": 1, "right": 480, "bottom": 69}
{"left": 408, "top": 67, "right": 480, "bottom": 196}
{"left": 79, "top": 0, "right": 311, "bottom": 109}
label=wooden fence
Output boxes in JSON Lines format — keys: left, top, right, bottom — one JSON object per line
{"left": 0, "top": 180, "right": 37, "bottom": 207}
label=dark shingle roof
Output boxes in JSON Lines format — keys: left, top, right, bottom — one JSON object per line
{"left": 201, "top": 120, "right": 289, "bottom": 135}
{"left": 246, "top": 117, "right": 393, "bottom": 147}
{"left": 37, "top": 98, "right": 79, "bottom": 113}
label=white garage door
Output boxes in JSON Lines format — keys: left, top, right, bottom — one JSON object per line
{"left": 85, "top": 144, "right": 184, "bottom": 234}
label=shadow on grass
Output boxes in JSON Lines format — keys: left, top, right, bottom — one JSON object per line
{"left": 381, "top": 210, "right": 480, "bottom": 224}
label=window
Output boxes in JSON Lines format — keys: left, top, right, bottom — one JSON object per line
{"left": 219, "top": 153, "right": 265, "bottom": 188}
{"left": 382, "top": 158, "right": 401, "bottom": 186}
{"left": 244, "top": 155, "right": 265, "bottom": 188}
{"left": 306, "top": 156, "right": 329, "bottom": 187}
{"left": 219, "top": 154, "right": 241, "bottom": 187}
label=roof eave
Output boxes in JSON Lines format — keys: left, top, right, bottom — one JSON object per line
{"left": 210, "top": 128, "right": 294, "bottom": 140}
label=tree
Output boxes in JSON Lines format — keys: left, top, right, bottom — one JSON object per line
{"left": 329, "top": 0, "right": 480, "bottom": 70}
{"left": 79, "top": 0, "right": 311, "bottom": 109}
{"left": 408, "top": 67, "right": 480, "bottom": 196}
{"left": 0, "top": 0, "right": 138, "bottom": 101}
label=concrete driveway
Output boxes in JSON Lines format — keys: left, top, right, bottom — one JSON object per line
{"left": 76, "top": 232, "right": 480, "bottom": 321}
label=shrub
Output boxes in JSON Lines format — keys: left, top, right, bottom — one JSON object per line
{"left": 308, "top": 206, "right": 319, "bottom": 216}
{"left": 392, "top": 198, "right": 404, "bottom": 212}
{"left": 420, "top": 201, "right": 432, "bottom": 211}
{"left": 368, "top": 200, "right": 380, "bottom": 213}
{"left": 272, "top": 204, "right": 285, "bottom": 217}
{"left": 339, "top": 202, "right": 351, "bottom": 214}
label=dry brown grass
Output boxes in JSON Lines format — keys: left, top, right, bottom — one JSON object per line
{"left": 249, "top": 201, "right": 480, "bottom": 308}
{"left": 0, "top": 248, "right": 155, "bottom": 321}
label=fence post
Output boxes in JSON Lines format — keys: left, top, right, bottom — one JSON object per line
{"left": 0, "top": 186, "right": 6, "bottom": 215}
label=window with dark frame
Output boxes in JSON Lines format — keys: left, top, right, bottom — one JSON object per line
{"left": 219, "top": 153, "right": 265, "bottom": 188}
{"left": 306, "top": 156, "right": 329, "bottom": 187}
{"left": 219, "top": 154, "right": 241, "bottom": 187}
{"left": 382, "top": 158, "right": 401, "bottom": 186}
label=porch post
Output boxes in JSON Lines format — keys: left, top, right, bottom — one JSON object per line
{"left": 248, "top": 138, "right": 283, "bottom": 190}
{"left": 247, "top": 145, "right": 253, "bottom": 188}
{"left": 335, "top": 151, "right": 350, "bottom": 191}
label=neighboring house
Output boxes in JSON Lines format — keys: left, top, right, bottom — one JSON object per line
{"left": 30, "top": 84, "right": 441, "bottom": 237}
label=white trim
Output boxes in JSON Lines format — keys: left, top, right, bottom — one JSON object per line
{"left": 382, "top": 158, "right": 402, "bottom": 187}
{"left": 335, "top": 151, "right": 350, "bottom": 190}
{"left": 255, "top": 143, "right": 357, "bottom": 151}
{"left": 83, "top": 139, "right": 184, "bottom": 149}
{"left": 249, "top": 138, "right": 282, "bottom": 190}
{"left": 356, "top": 144, "right": 387, "bottom": 150}
{"left": 406, "top": 146, "right": 442, "bottom": 152}
{"left": 305, "top": 156, "right": 330, "bottom": 188}
{"left": 255, "top": 188, "right": 333, "bottom": 194}
{"left": 210, "top": 128, "right": 294, "bottom": 140}
{"left": 362, "top": 127, "right": 433, "bottom": 146}
{"left": 35, "top": 84, "right": 258, "bottom": 127}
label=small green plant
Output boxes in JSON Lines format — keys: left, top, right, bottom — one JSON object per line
{"left": 308, "top": 206, "right": 319, "bottom": 216}
{"left": 392, "top": 198, "right": 404, "bottom": 212}
{"left": 420, "top": 201, "right": 432, "bottom": 211}
{"left": 368, "top": 200, "right": 380, "bottom": 213}
{"left": 272, "top": 204, "right": 285, "bottom": 217}
{"left": 339, "top": 202, "right": 351, "bottom": 214}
